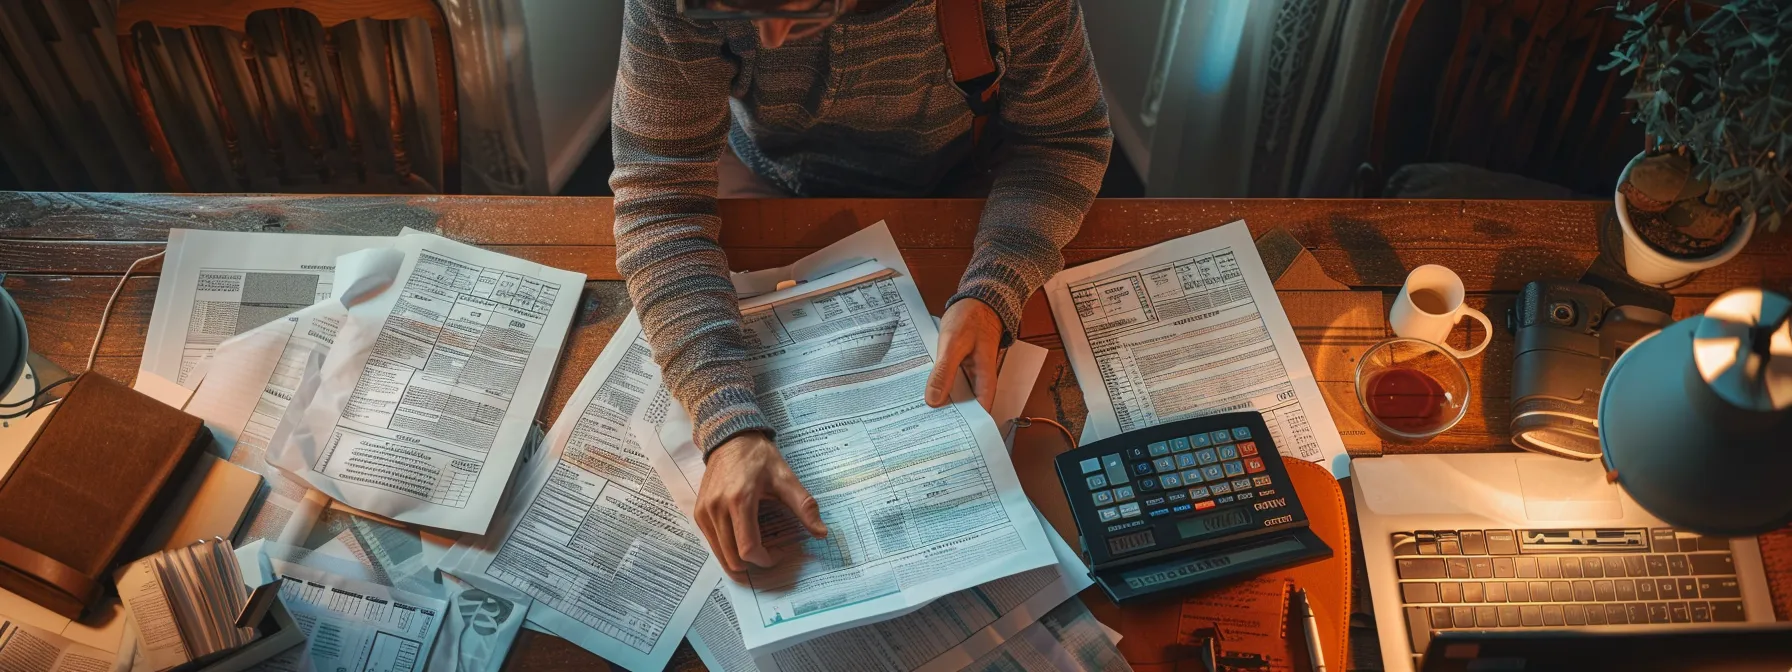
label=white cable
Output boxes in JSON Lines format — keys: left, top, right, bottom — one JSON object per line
{"left": 89, "top": 250, "right": 165, "bottom": 372}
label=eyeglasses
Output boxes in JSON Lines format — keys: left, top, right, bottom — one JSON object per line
{"left": 676, "top": 0, "right": 844, "bottom": 20}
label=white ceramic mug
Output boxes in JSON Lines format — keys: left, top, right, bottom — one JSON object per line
{"left": 1389, "top": 265, "right": 1492, "bottom": 358}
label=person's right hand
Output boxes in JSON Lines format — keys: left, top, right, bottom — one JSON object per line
{"left": 697, "top": 431, "right": 829, "bottom": 581}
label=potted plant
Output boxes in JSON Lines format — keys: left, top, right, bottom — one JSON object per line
{"left": 1604, "top": 0, "right": 1789, "bottom": 286}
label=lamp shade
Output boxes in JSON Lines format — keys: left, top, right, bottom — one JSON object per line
{"left": 0, "top": 287, "right": 25, "bottom": 400}
{"left": 1600, "top": 288, "right": 1792, "bottom": 536}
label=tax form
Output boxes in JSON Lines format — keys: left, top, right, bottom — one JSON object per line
{"left": 257, "top": 556, "right": 445, "bottom": 672}
{"left": 441, "top": 313, "right": 722, "bottom": 672}
{"left": 269, "top": 233, "right": 584, "bottom": 533}
{"left": 639, "top": 251, "right": 1056, "bottom": 654}
{"left": 142, "top": 230, "right": 393, "bottom": 387}
{"left": 1042, "top": 220, "right": 1350, "bottom": 476}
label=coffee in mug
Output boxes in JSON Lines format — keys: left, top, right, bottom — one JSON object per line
{"left": 1388, "top": 265, "right": 1493, "bottom": 358}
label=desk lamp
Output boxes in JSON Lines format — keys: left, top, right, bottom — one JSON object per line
{"left": 0, "top": 286, "right": 29, "bottom": 407}
{"left": 1600, "top": 288, "right": 1792, "bottom": 536}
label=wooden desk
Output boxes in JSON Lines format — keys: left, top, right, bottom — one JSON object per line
{"left": 2, "top": 193, "right": 1788, "bottom": 670}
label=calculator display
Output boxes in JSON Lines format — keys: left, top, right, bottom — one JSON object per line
{"left": 1106, "top": 529, "right": 1156, "bottom": 556}
{"left": 1177, "top": 507, "right": 1253, "bottom": 540}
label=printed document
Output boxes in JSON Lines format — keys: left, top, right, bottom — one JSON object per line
{"left": 0, "top": 616, "right": 116, "bottom": 672}
{"left": 1042, "top": 221, "right": 1349, "bottom": 476}
{"left": 961, "top": 600, "right": 1131, "bottom": 672}
{"left": 142, "top": 230, "right": 392, "bottom": 387}
{"left": 441, "top": 313, "right": 721, "bottom": 672}
{"left": 639, "top": 234, "right": 1056, "bottom": 654}
{"left": 257, "top": 556, "right": 445, "bottom": 672}
{"left": 269, "top": 233, "right": 584, "bottom": 532}
{"left": 685, "top": 518, "right": 1091, "bottom": 672}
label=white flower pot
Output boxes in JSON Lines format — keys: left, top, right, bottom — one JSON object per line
{"left": 1613, "top": 152, "right": 1755, "bottom": 286}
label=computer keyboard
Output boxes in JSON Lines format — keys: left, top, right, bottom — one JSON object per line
{"left": 1392, "top": 527, "right": 1746, "bottom": 661}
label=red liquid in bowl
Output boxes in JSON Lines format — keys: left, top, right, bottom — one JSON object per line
{"left": 1364, "top": 368, "right": 1451, "bottom": 434}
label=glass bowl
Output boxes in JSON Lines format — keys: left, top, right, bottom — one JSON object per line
{"left": 1355, "top": 338, "right": 1471, "bottom": 444}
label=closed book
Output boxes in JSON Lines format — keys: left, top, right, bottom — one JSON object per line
{"left": 0, "top": 373, "right": 212, "bottom": 618}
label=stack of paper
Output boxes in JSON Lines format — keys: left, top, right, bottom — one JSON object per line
{"left": 115, "top": 540, "right": 253, "bottom": 671}
{"left": 0, "top": 617, "right": 117, "bottom": 672}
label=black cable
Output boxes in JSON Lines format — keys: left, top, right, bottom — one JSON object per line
{"left": 0, "top": 376, "right": 76, "bottom": 419}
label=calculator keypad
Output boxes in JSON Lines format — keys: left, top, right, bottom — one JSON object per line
{"left": 1069, "top": 424, "right": 1280, "bottom": 554}
{"left": 1086, "top": 474, "right": 1108, "bottom": 489}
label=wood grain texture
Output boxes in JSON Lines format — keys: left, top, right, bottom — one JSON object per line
{"left": 3, "top": 194, "right": 1789, "bottom": 670}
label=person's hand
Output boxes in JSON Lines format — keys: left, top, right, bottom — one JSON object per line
{"left": 926, "top": 298, "right": 1004, "bottom": 413}
{"left": 697, "top": 431, "right": 828, "bottom": 581}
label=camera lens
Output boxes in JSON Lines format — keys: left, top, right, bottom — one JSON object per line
{"left": 1549, "top": 302, "right": 1575, "bottom": 325}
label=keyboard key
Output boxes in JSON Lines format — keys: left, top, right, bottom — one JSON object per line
{"left": 1440, "top": 582, "right": 1461, "bottom": 603}
{"left": 1572, "top": 580, "right": 1594, "bottom": 602}
{"left": 1470, "top": 557, "right": 1493, "bottom": 578}
{"left": 1519, "top": 605, "right": 1543, "bottom": 626}
{"left": 1542, "top": 604, "right": 1564, "bottom": 626}
{"left": 1560, "top": 557, "right": 1583, "bottom": 578}
{"left": 1237, "top": 441, "right": 1258, "bottom": 456}
{"left": 1616, "top": 579, "right": 1636, "bottom": 601}
{"left": 1092, "top": 490, "right": 1114, "bottom": 506}
{"left": 1679, "top": 535, "right": 1700, "bottom": 553}
{"left": 1244, "top": 457, "right": 1266, "bottom": 473}
{"left": 1438, "top": 532, "right": 1461, "bottom": 555}
{"left": 1406, "top": 608, "right": 1432, "bottom": 652}
{"left": 1252, "top": 475, "right": 1272, "bottom": 487}
{"left": 1711, "top": 601, "right": 1746, "bottom": 621}
{"left": 1585, "top": 604, "right": 1607, "bottom": 625}
{"left": 1594, "top": 580, "right": 1615, "bottom": 601}
{"left": 1172, "top": 503, "right": 1192, "bottom": 513}
{"left": 1216, "top": 495, "right": 1235, "bottom": 504}
{"left": 1493, "top": 558, "right": 1516, "bottom": 578}
{"left": 1415, "top": 532, "right": 1438, "bottom": 555}
{"left": 1462, "top": 582, "right": 1484, "bottom": 603}
{"left": 1678, "top": 577, "right": 1699, "bottom": 597}
{"left": 1191, "top": 433, "right": 1211, "bottom": 447}
{"left": 1551, "top": 581, "right": 1572, "bottom": 602}
{"left": 1079, "top": 457, "right": 1101, "bottom": 474}
{"left": 1429, "top": 607, "right": 1451, "bottom": 629}
{"left": 1113, "top": 486, "right": 1135, "bottom": 502}
{"left": 1460, "top": 530, "right": 1487, "bottom": 555}
{"left": 1604, "top": 604, "right": 1627, "bottom": 624}
{"left": 1691, "top": 601, "right": 1712, "bottom": 622}
{"left": 1516, "top": 558, "right": 1538, "bottom": 578}
{"left": 1208, "top": 430, "right": 1230, "bottom": 444}
{"left": 1697, "top": 536, "right": 1731, "bottom": 551}
{"left": 1698, "top": 577, "right": 1741, "bottom": 599}
{"left": 1187, "top": 485, "right": 1210, "bottom": 499}
{"left": 1624, "top": 556, "right": 1647, "bottom": 577}
{"left": 1119, "top": 502, "right": 1142, "bottom": 518}
{"left": 1475, "top": 606, "right": 1498, "bottom": 627}
{"left": 1102, "top": 454, "right": 1129, "bottom": 484}
{"left": 1636, "top": 579, "right": 1657, "bottom": 600}
{"left": 1232, "top": 426, "right": 1251, "bottom": 439}
{"left": 1217, "top": 444, "right": 1239, "bottom": 460}
{"left": 1181, "top": 469, "right": 1204, "bottom": 484}
{"left": 1125, "top": 447, "right": 1148, "bottom": 461}
{"left": 1604, "top": 557, "right": 1628, "bottom": 577}
{"left": 1446, "top": 558, "right": 1471, "bottom": 579}
{"left": 1153, "top": 457, "right": 1177, "bottom": 473}
{"left": 1147, "top": 441, "right": 1171, "bottom": 457}
{"left": 1651, "top": 528, "right": 1678, "bottom": 553}
{"left": 1581, "top": 557, "right": 1604, "bottom": 578}
{"left": 1201, "top": 465, "right": 1225, "bottom": 481}
{"left": 1507, "top": 582, "right": 1529, "bottom": 602}
{"left": 1175, "top": 453, "right": 1199, "bottom": 469}
{"left": 1390, "top": 533, "right": 1417, "bottom": 556}
{"left": 1222, "top": 460, "right": 1245, "bottom": 477}
{"left": 1538, "top": 557, "right": 1561, "bottom": 578}
{"left": 1647, "top": 603, "right": 1670, "bottom": 623}
{"left": 1498, "top": 606, "right": 1521, "bottom": 627}
{"left": 1486, "top": 530, "right": 1518, "bottom": 555}
{"left": 1208, "top": 481, "right": 1232, "bottom": 495}
{"left": 1134, "top": 462, "right": 1153, "bottom": 476}
{"left": 1646, "top": 555, "right": 1669, "bottom": 576}
{"left": 1232, "top": 478, "right": 1253, "bottom": 491}
{"left": 1656, "top": 578, "right": 1678, "bottom": 599}
{"left": 1569, "top": 604, "right": 1591, "bottom": 625}
{"left": 1159, "top": 473, "right": 1182, "bottom": 488}
{"left": 1452, "top": 606, "right": 1475, "bottom": 628}
{"left": 1086, "top": 474, "right": 1108, "bottom": 489}
{"left": 1398, "top": 558, "right": 1447, "bottom": 580}
{"left": 1097, "top": 507, "right": 1119, "bottom": 522}
{"left": 1485, "top": 582, "right": 1507, "bottom": 603}
{"left": 1669, "top": 602, "right": 1690, "bottom": 623}
{"left": 1689, "top": 553, "right": 1735, "bottom": 575}
{"left": 1194, "top": 500, "right": 1216, "bottom": 511}
{"left": 1195, "top": 448, "right": 1219, "bottom": 465}
{"left": 1667, "top": 555, "right": 1690, "bottom": 576}
{"left": 1143, "top": 496, "right": 1167, "bottom": 508}
{"left": 1626, "top": 603, "right": 1649, "bottom": 624}
{"left": 1530, "top": 582, "right": 1550, "bottom": 602}
{"left": 1169, "top": 437, "right": 1191, "bottom": 452}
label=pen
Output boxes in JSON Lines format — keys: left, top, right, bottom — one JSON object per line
{"left": 1298, "top": 588, "right": 1326, "bottom": 672}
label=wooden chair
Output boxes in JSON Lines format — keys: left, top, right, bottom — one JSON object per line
{"left": 115, "top": 0, "right": 460, "bottom": 193}
{"left": 1366, "top": 0, "right": 1657, "bottom": 197}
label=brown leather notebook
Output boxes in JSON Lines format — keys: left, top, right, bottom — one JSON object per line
{"left": 0, "top": 373, "right": 212, "bottom": 618}
{"left": 1012, "top": 381, "right": 1352, "bottom": 671}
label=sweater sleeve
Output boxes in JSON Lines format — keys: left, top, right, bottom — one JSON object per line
{"left": 947, "top": 0, "right": 1113, "bottom": 343}
{"left": 611, "top": 0, "right": 773, "bottom": 456}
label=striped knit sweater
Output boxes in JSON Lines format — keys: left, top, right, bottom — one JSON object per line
{"left": 611, "top": 0, "right": 1112, "bottom": 456}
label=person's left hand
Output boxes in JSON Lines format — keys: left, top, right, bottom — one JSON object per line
{"left": 926, "top": 299, "right": 1004, "bottom": 413}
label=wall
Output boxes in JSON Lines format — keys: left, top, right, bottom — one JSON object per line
{"left": 1080, "top": 0, "right": 1170, "bottom": 183}
{"left": 522, "top": 0, "right": 624, "bottom": 193}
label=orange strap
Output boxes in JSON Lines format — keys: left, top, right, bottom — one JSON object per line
{"left": 935, "top": 0, "right": 999, "bottom": 145}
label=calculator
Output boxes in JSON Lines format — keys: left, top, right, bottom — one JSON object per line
{"left": 1054, "top": 412, "right": 1331, "bottom": 603}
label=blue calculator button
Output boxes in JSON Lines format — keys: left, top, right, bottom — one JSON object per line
{"left": 1223, "top": 460, "right": 1245, "bottom": 477}
{"left": 1231, "top": 478, "right": 1253, "bottom": 491}
{"left": 1148, "top": 508, "right": 1170, "bottom": 518}
{"left": 1113, "top": 486, "right": 1135, "bottom": 502}
{"left": 1169, "top": 437, "right": 1191, "bottom": 452}
{"left": 1232, "top": 426, "right": 1251, "bottom": 439}
{"left": 1125, "top": 447, "right": 1148, "bottom": 461}
{"left": 1209, "top": 481, "right": 1233, "bottom": 495}
{"left": 1175, "top": 453, "right": 1199, "bottom": 469}
{"left": 1147, "top": 441, "right": 1170, "bottom": 457}
{"left": 1097, "top": 507, "right": 1120, "bottom": 522}
{"left": 1092, "top": 489, "right": 1113, "bottom": 505}
{"left": 1133, "top": 462, "right": 1153, "bottom": 476}
{"left": 1210, "top": 430, "right": 1232, "bottom": 444}
{"left": 1181, "top": 469, "right": 1205, "bottom": 484}
{"left": 1218, "top": 444, "right": 1239, "bottom": 460}
{"left": 1159, "top": 473, "right": 1182, "bottom": 488}
{"left": 1172, "top": 503, "right": 1193, "bottom": 513}
{"left": 1187, "top": 485, "right": 1211, "bottom": 499}
{"left": 1201, "top": 465, "right": 1226, "bottom": 481}
{"left": 1079, "top": 457, "right": 1102, "bottom": 474}
{"left": 1138, "top": 477, "right": 1159, "bottom": 492}
{"left": 1166, "top": 490, "right": 1188, "bottom": 503}
{"left": 1086, "top": 474, "right": 1108, "bottom": 489}
{"left": 1191, "top": 433, "right": 1211, "bottom": 447}
{"left": 1196, "top": 448, "right": 1220, "bottom": 465}
{"left": 1118, "top": 502, "right": 1142, "bottom": 518}
{"left": 1152, "top": 457, "right": 1177, "bottom": 472}
{"left": 1217, "top": 495, "right": 1235, "bottom": 504}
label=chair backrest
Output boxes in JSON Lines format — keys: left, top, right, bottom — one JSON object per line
{"left": 115, "top": 0, "right": 459, "bottom": 193}
{"left": 1368, "top": 0, "right": 1654, "bottom": 196}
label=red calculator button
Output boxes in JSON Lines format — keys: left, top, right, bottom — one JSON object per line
{"left": 1238, "top": 441, "right": 1258, "bottom": 456}
{"left": 1194, "top": 500, "right": 1216, "bottom": 511}
{"left": 1244, "top": 457, "right": 1266, "bottom": 473}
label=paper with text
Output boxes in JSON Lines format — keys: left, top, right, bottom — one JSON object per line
{"left": 441, "top": 312, "right": 721, "bottom": 672}
{"left": 142, "top": 231, "right": 394, "bottom": 388}
{"left": 0, "top": 616, "right": 117, "bottom": 672}
{"left": 269, "top": 233, "right": 584, "bottom": 532}
{"left": 255, "top": 558, "right": 444, "bottom": 672}
{"left": 1043, "top": 221, "right": 1349, "bottom": 476}
{"left": 639, "top": 253, "right": 1055, "bottom": 654}
{"left": 962, "top": 600, "right": 1131, "bottom": 672}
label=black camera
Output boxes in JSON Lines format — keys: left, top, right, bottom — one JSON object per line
{"left": 1506, "top": 281, "right": 1670, "bottom": 460}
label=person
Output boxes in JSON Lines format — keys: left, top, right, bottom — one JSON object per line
{"left": 610, "top": 0, "right": 1111, "bottom": 580}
